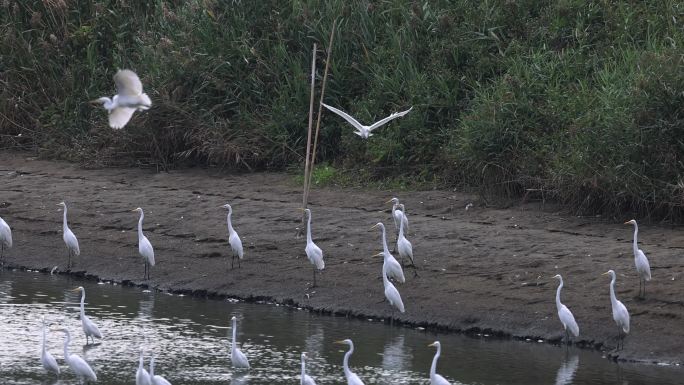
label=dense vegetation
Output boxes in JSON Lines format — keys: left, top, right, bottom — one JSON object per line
{"left": 2, "top": 1, "right": 684, "bottom": 217}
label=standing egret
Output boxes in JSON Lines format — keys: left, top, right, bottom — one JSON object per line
{"left": 136, "top": 347, "right": 151, "bottom": 385}
{"left": 301, "top": 208, "right": 325, "bottom": 287}
{"left": 381, "top": 256, "right": 405, "bottom": 319}
{"left": 552, "top": 275, "right": 579, "bottom": 344}
{"left": 427, "top": 341, "right": 451, "bottom": 385}
{"left": 57, "top": 202, "right": 80, "bottom": 269}
{"left": 321, "top": 103, "right": 412, "bottom": 139}
{"left": 230, "top": 316, "right": 250, "bottom": 369}
{"left": 90, "top": 69, "right": 152, "bottom": 129}
{"left": 0, "top": 216, "right": 12, "bottom": 265}
{"left": 58, "top": 328, "right": 97, "bottom": 383}
{"left": 396, "top": 204, "right": 418, "bottom": 275}
{"left": 603, "top": 270, "right": 630, "bottom": 349}
{"left": 40, "top": 316, "right": 60, "bottom": 375}
{"left": 73, "top": 286, "right": 102, "bottom": 344}
{"left": 222, "top": 204, "right": 244, "bottom": 269}
{"left": 386, "top": 198, "right": 409, "bottom": 235}
{"left": 624, "top": 219, "right": 652, "bottom": 298}
{"left": 370, "top": 223, "right": 405, "bottom": 283}
{"left": 133, "top": 208, "right": 155, "bottom": 280}
{"left": 300, "top": 352, "right": 317, "bottom": 385}
{"left": 334, "top": 339, "right": 364, "bottom": 385}
{"left": 149, "top": 355, "right": 172, "bottom": 385}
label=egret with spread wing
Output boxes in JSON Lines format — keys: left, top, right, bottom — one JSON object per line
{"left": 91, "top": 69, "right": 152, "bottom": 129}
{"left": 322, "top": 103, "right": 412, "bottom": 139}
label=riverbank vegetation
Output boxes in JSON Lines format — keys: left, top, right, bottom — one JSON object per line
{"left": 2, "top": 1, "right": 683, "bottom": 218}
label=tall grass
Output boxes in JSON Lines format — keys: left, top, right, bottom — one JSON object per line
{"left": 1, "top": 1, "right": 684, "bottom": 218}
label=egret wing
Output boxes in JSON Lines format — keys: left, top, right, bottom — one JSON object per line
{"left": 322, "top": 103, "right": 366, "bottom": 132}
{"left": 367, "top": 106, "right": 413, "bottom": 131}
{"left": 109, "top": 107, "right": 137, "bottom": 129}
{"left": 114, "top": 69, "right": 144, "bottom": 96}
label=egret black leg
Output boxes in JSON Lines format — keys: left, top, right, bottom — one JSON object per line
{"left": 238, "top": 257, "right": 241, "bottom": 268}
{"left": 312, "top": 267, "right": 317, "bottom": 288}
{"left": 231, "top": 255, "right": 235, "bottom": 270}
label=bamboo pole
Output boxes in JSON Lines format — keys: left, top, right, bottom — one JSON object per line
{"left": 300, "top": 43, "right": 317, "bottom": 233}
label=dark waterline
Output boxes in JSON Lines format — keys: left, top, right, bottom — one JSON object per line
{"left": 0, "top": 269, "right": 680, "bottom": 384}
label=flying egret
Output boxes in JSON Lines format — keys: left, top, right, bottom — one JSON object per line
{"left": 149, "top": 354, "right": 172, "bottom": 385}
{"left": 222, "top": 204, "right": 244, "bottom": 269}
{"left": 133, "top": 207, "right": 155, "bottom": 280}
{"left": 230, "top": 316, "right": 250, "bottom": 369}
{"left": 386, "top": 198, "right": 409, "bottom": 235}
{"left": 396, "top": 204, "right": 418, "bottom": 275}
{"left": 370, "top": 223, "right": 405, "bottom": 283}
{"left": 91, "top": 69, "right": 152, "bottom": 129}
{"left": 136, "top": 347, "right": 151, "bottom": 385}
{"left": 624, "top": 219, "right": 652, "bottom": 298}
{"left": 57, "top": 202, "right": 80, "bottom": 269}
{"left": 58, "top": 328, "right": 97, "bottom": 383}
{"left": 603, "top": 270, "right": 630, "bottom": 350}
{"left": 552, "top": 275, "right": 579, "bottom": 344}
{"left": 40, "top": 316, "right": 60, "bottom": 375}
{"left": 300, "top": 352, "right": 317, "bottom": 385}
{"left": 0, "top": 216, "right": 12, "bottom": 265}
{"left": 427, "top": 341, "right": 451, "bottom": 385}
{"left": 72, "top": 286, "right": 102, "bottom": 344}
{"left": 381, "top": 255, "right": 405, "bottom": 319}
{"left": 321, "top": 103, "right": 412, "bottom": 139}
{"left": 301, "top": 208, "right": 325, "bottom": 287}
{"left": 334, "top": 339, "right": 364, "bottom": 385}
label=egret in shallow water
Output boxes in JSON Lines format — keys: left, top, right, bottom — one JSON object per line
{"left": 334, "top": 339, "right": 364, "bottom": 385}
{"left": 321, "top": 103, "right": 412, "bottom": 139}
{"left": 427, "top": 341, "right": 451, "bottom": 385}
{"left": 40, "top": 316, "right": 60, "bottom": 375}
{"left": 133, "top": 207, "right": 155, "bottom": 280}
{"left": 0, "top": 216, "right": 12, "bottom": 265}
{"left": 603, "top": 270, "right": 630, "bottom": 350}
{"left": 222, "top": 203, "right": 244, "bottom": 269}
{"left": 552, "top": 274, "right": 579, "bottom": 344}
{"left": 370, "top": 223, "right": 405, "bottom": 283}
{"left": 57, "top": 202, "right": 80, "bottom": 269}
{"left": 230, "top": 316, "right": 250, "bottom": 369}
{"left": 301, "top": 208, "right": 325, "bottom": 287}
{"left": 149, "top": 354, "right": 172, "bottom": 385}
{"left": 624, "top": 219, "right": 652, "bottom": 298}
{"left": 300, "top": 352, "right": 317, "bottom": 385}
{"left": 73, "top": 286, "right": 102, "bottom": 344}
{"left": 58, "top": 328, "right": 97, "bottom": 383}
{"left": 380, "top": 255, "right": 405, "bottom": 318}
{"left": 136, "top": 347, "right": 151, "bottom": 385}
{"left": 91, "top": 69, "right": 152, "bottom": 129}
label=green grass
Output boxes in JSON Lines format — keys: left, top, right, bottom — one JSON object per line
{"left": 2, "top": 1, "right": 684, "bottom": 218}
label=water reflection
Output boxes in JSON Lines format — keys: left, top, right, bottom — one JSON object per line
{"left": 230, "top": 372, "right": 250, "bottom": 385}
{"left": 555, "top": 354, "right": 580, "bottom": 385}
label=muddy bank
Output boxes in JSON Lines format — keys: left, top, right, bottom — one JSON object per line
{"left": 0, "top": 152, "right": 682, "bottom": 365}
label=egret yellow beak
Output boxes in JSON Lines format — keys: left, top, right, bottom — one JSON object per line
{"left": 623, "top": 221, "right": 631, "bottom": 224}
{"left": 71, "top": 287, "right": 80, "bottom": 292}
{"left": 372, "top": 252, "right": 383, "bottom": 257}
{"left": 333, "top": 340, "right": 345, "bottom": 345}
{"left": 370, "top": 224, "right": 380, "bottom": 230}
{"left": 384, "top": 199, "right": 394, "bottom": 204}
{"left": 428, "top": 342, "right": 437, "bottom": 347}
{"left": 601, "top": 271, "right": 610, "bottom": 276}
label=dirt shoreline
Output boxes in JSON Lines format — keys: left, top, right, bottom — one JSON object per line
{"left": 1, "top": 152, "right": 682, "bottom": 365}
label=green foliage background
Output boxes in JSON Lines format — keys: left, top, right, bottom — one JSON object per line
{"left": 2, "top": 1, "right": 684, "bottom": 217}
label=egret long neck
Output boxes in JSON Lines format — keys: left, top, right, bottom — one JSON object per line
{"left": 300, "top": 356, "right": 306, "bottom": 385}
{"left": 232, "top": 318, "right": 237, "bottom": 351}
{"left": 632, "top": 224, "right": 639, "bottom": 256}
{"left": 149, "top": 356, "right": 155, "bottom": 377}
{"left": 226, "top": 208, "right": 235, "bottom": 235}
{"left": 430, "top": 344, "right": 441, "bottom": 378}
{"left": 139, "top": 350, "right": 144, "bottom": 370}
{"left": 382, "top": 261, "right": 390, "bottom": 286}
{"left": 62, "top": 205, "right": 68, "bottom": 231}
{"left": 137, "top": 211, "right": 144, "bottom": 240}
{"left": 79, "top": 290, "right": 86, "bottom": 318}
{"left": 555, "top": 279, "right": 563, "bottom": 311}
{"left": 343, "top": 343, "right": 354, "bottom": 378}
{"left": 306, "top": 212, "right": 312, "bottom": 244}
{"left": 609, "top": 275, "right": 618, "bottom": 307}
{"left": 380, "top": 225, "right": 389, "bottom": 254}
{"left": 398, "top": 211, "right": 405, "bottom": 238}
{"left": 41, "top": 321, "right": 47, "bottom": 353}
{"left": 62, "top": 330, "right": 70, "bottom": 362}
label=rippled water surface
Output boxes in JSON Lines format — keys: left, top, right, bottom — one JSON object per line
{"left": 0, "top": 270, "right": 681, "bottom": 384}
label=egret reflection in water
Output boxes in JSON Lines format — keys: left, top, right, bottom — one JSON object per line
{"left": 555, "top": 354, "right": 580, "bottom": 385}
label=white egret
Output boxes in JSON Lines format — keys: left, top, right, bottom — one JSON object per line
{"left": 427, "top": 341, "right": 451, "bottom": 385}
{"left": 91, "top": 69, "right": 152, "bottom": 129}
{"left": 603, "top": 270, "right": 630, "bottom": 350}
{"left": 0, "top": 216, "right": 12, "bottom": 265}
{"left": 230, "top": 316, "right": 250, "bottom": 369}
{"left": 300, "top": 352, "right": 317, "bottom": 385}
{"left": 624, "top": 219, "right": 652, "bottom": 298}
{"left": 321, "top": 103, "right": 412, "bottom": 139}
{"left": 40, "top": 316, "right": 60, "bottom": 375}
{"left": 133, "top": 207, "right": 155, "bottom": 280}
{"left": 301, "top": 208, "right": 325, "bottom": 287}
{"left": 396, "top": 204, "right": 418, "bottom": 275}
{"left": 552, "top": 275, "right": 579, "bottom": 344}
{"left": 386, "top": 198, "right": 409, "bottom": 234}
{"left": 149, "top": 354, "right": 172, "bottom": 385}
{"left": 136, "top": 347, "right": 151, "bottom": 385}
{"left": 222, "top": 204, "right": 244, "bottom": 269}
{"left": 73, "top": 286, "right": 102, "bottom": 344}
{"left": 58, "top": 202, "right": 80, "bottom": 269}
{"left": 370, "top": 223, "right": 405, "bottom": 283}
{"left": 59, "top": 328, "right": 97, "bottom": 383}
{"left": 334, "top": 339, "right": 364, "bottom": 385}
{"left": 381, "top": 255, "right": 405, "bottom": 318}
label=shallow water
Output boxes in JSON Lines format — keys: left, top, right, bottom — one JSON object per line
{"left": 0, "top": 270, "right": 680, "bottom": 385}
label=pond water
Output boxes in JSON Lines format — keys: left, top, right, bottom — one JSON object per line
{"left": 0, "top": 269, "right": 680, "bottom": 384}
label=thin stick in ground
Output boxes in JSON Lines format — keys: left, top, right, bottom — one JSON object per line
{"left": 299, "top": 43, "right": 317, "bottom": 236}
